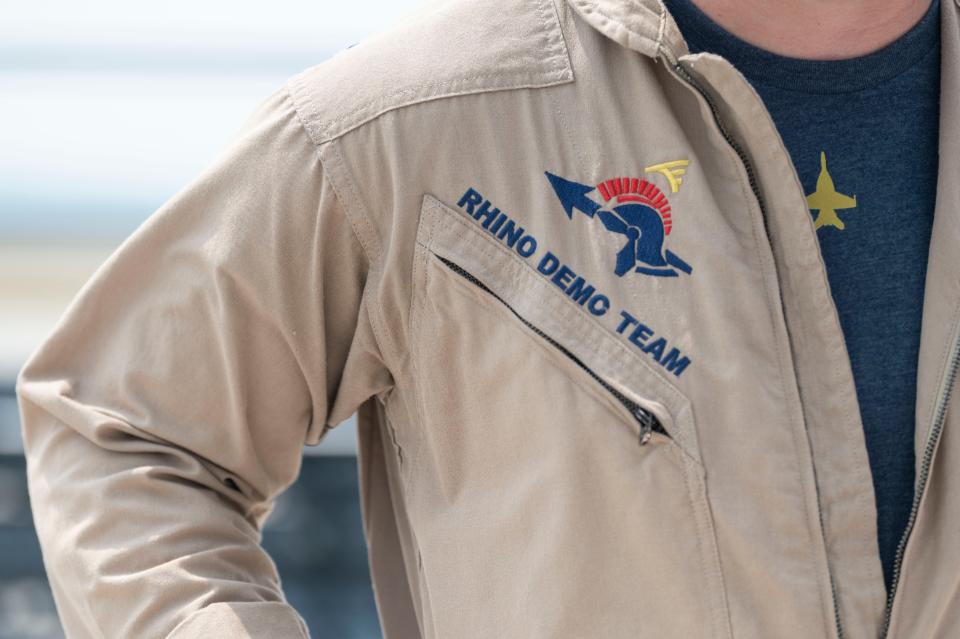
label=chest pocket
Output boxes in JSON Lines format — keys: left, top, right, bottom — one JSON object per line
{"left": 412, "top": 193, "right": 700, "bottom": 458}
{"left": 402, "top": 194, "right": 731, "bottom": 639}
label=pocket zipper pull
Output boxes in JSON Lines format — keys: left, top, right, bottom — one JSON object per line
{"left": 635, "top": 407, "right": 657, "bottom": 446}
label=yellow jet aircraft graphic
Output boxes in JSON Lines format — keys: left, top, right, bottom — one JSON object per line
{"left": 806, "top": 151, "right": 857, "bottom": 230}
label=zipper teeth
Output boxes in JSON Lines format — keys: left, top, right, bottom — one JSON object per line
{"left": 881, "top": 330, "right": 960, "bottom": 637}
{"left": 669, "top": 59, "right": 845, "bottom": 639}
{"left": 670, "top": 63, "right": 767, "bottom": 218}
{"left": 435, "top": 255, "right": 665, "bottom": 439}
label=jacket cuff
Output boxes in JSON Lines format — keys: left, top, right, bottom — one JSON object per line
{"left": 168, "top": 602, "right": 310, "bottom": 638}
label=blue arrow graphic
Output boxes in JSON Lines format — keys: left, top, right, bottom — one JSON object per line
{"left": 545, "top": 171, "right": 601, "bottom": 219}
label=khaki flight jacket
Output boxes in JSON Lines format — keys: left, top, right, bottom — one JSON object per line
{"left": 15, "top": 0, "right": 960, "bottom": 637}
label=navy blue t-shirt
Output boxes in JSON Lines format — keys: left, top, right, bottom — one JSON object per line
{"left": 663, "top": 0, "right": 941, "bottom": 590}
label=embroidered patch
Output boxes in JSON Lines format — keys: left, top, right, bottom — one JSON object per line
{"left": 454, "top": 187, "right": 693, "bottom": 376}
{"left": 643, "top": 160, "right": 690, "bottom": 193}
{"left": 544, "top": 170, "right": 693, "bottom": 278}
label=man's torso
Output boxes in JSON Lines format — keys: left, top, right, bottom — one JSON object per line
{"left": 286, "top": 0, "right": 960, "bottom": 636}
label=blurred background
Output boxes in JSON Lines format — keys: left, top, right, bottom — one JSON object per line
{"left": 0, "top": 1, "right": 429, "bottom": 636}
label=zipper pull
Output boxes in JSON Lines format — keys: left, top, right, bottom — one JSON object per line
{"left": 635, "top": 407, "right": 656, "bottom": 445}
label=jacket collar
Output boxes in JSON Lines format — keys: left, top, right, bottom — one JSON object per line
{"left": 565, "top": 0, "right": 960, "bottom": 61}
{"left": 563, "top": 0, "right": 688, "bottom": 59}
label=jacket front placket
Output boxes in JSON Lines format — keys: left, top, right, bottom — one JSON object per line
{"left": 883, "top": 0, "right": 960, "bottom": 635}
{"left": 652, "top": 6, "right": 889, "bottom": 639}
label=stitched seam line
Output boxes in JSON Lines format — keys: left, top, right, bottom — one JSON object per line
{"left": 319, "top": 141, "right": 404, "bottom": 374}
{"left": 890, "top": 300, "right": 960, "bottom": 636}
{"left": 417, "top": 197, "right": 701, "bottom": 464}
{"left": 671, "top": 63, "right": 835, "bottom": 636}
{"left": 288, "top": 63, "right": 570, "bottom": 150}
{"left": 548, "top": 0, "right": 576, "bottom": 77}
{"left": 534, "top": 0, "right": 573, "bottom": 77}
{"left": 728, "top": 60, "right": 883, "bottom": 618}
{"left": 292, "top": 0, "right": 574, "bottom": 145}
{"left": 728, "top": 50, "right": 881, "bottom": 613}
{"left": 421, "top": 202, "right": 688, "bottom": 407}
{"left": 406, "top": 206, "right": 441, "bottom": 493}
{"left": 655, "top": 0, "right": 667, "bottom": 49}
{"left": 567, "top": 0, "right": 661, "bottom": 50}
{"left": 322, "top": 140, "right": 382, "bottom": 263}
{"left": 319, "top": 0, "right": 572, "bottom": 138}
{"left": 284, "top": 79, "right": 381, "bottom": 270}
{"left": 436, "top": 256, "right": 665, "bottom": 446}
{"left": 720, "top": 81, "right": 841, "bottom": 639}
{"left": 921, "top": 298, "right": 960, "bottom": 455}
{"left": 316, "top": 70, "right": 570, "bottom": 140}
{"left": 681, "top": 453, "right": 732, "bottom": 639}
{"left": 420, "top": 200, "right": 687, "bottom": 406}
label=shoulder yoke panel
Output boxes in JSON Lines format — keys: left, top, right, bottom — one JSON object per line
{"left": 286, "top": 0, "right": 574, "bottom": 145}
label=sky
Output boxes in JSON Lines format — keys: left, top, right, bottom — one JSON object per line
{"left": 0, "top": 0, "right": 430, "bottom": 242}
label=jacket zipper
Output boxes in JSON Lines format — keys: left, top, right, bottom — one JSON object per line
{"left": 435, "top": 254, "right": 666, "bottom": 444}
{"left": 880, "top": 329, "right": 960, "bottom": 637}
{"left": 665, "top": 55, "right": 846, "bottom": 639}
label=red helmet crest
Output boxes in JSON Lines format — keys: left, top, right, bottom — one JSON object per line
{"left": 596, "top": 177, "right": 673, "bottom": 235}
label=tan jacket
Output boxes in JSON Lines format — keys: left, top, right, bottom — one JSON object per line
{"left": 16, "top": 0, "right": 960, "bottom": 637}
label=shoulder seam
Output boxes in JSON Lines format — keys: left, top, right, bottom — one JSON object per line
{"left": 291, "top": 69, "right": 572, "bottom": 146}
{"left": 318, "top": 138, "right": 384, "bottom": 264}
{"left": 285, "top": 0, "right": 574, "bottom": 145}
{"left": 281, "top": 82, "right": 381, "bottom": 265}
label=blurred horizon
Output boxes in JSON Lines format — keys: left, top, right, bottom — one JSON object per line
{"left": 1, "top": 0, "right": 433, "bottom": 245}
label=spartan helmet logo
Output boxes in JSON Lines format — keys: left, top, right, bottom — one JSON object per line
{"left": 546, "top": 172, "right": 693, "bottom": 278}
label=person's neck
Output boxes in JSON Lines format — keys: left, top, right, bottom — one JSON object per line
{"left": 687, "top": 0, "right": 934, "bottom": 59}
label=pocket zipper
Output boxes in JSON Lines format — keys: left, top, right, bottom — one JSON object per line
{"left": 435, "top": 255, "right": 667, "bottom": 444}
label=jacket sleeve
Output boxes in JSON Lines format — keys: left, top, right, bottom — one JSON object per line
{"left": 15, "top": 81, "right": 391, "bottom": 638}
